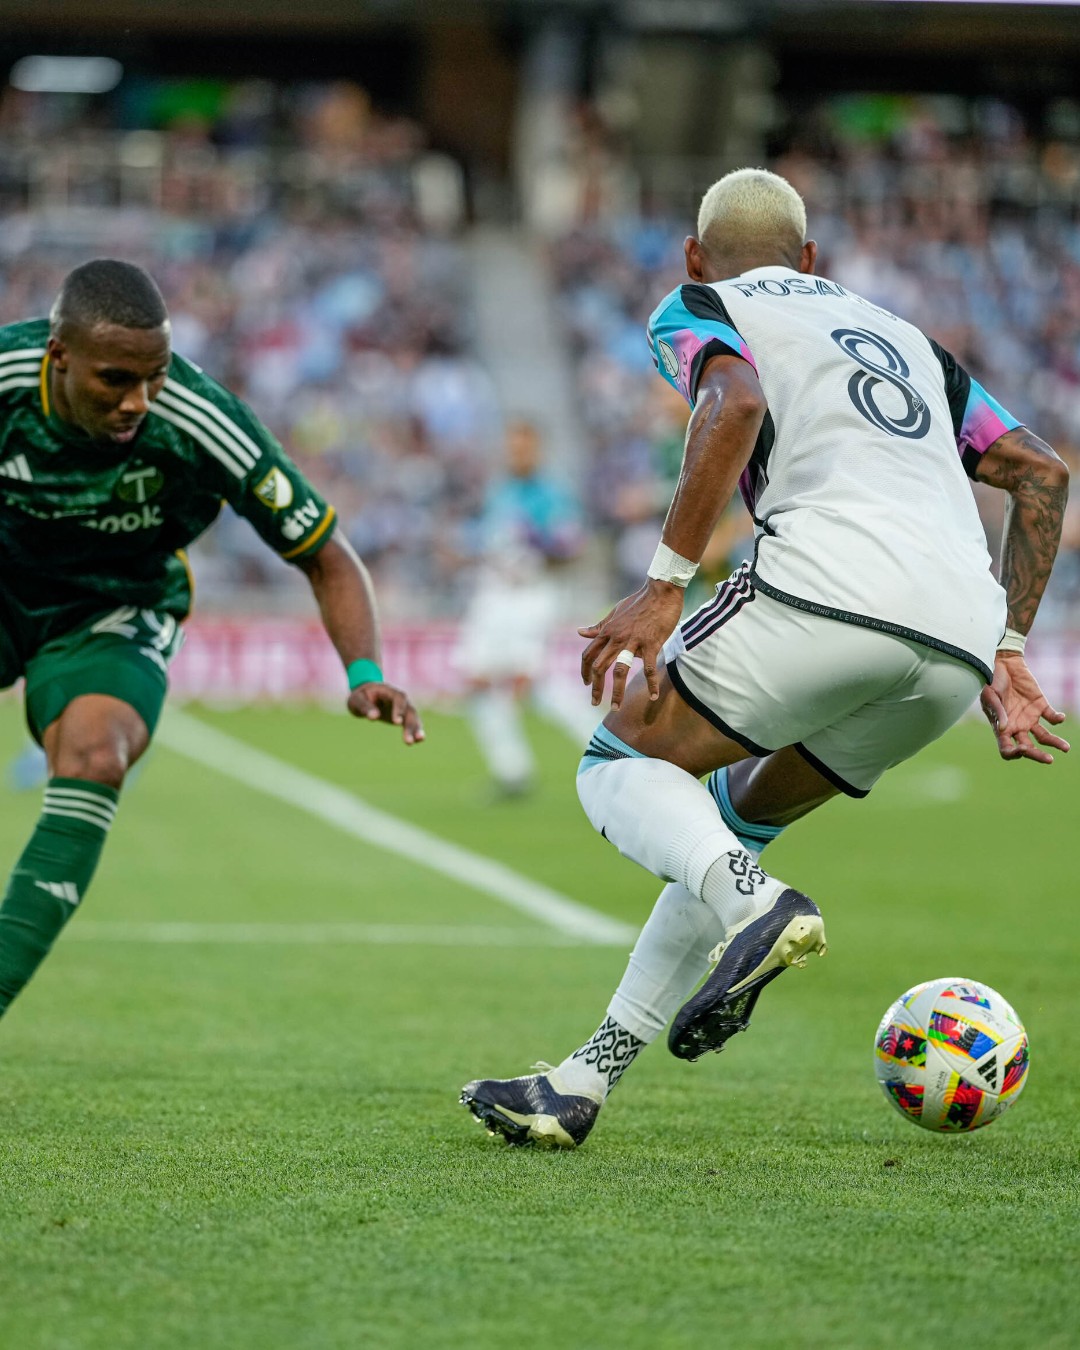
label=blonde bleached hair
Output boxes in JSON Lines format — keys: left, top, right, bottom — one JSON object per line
{"left": 696, "top": 168, "right": 807, "bottom": 260}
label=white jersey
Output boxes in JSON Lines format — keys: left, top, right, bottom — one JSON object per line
{"left": 647, "top": 265, "right": 1021, "bottom": 680}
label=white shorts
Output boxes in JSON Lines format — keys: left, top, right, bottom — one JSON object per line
{"left": 454, "top": 575, "right": 560, "bottom": 681}
{"left": 662, "top": 567, "right": 985, "bottom": 796}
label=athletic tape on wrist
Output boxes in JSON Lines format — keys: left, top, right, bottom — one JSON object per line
{"left": 347, "top": 658, "right": 384, "bottom": 688}
{"left": 647, "top": 542, "right": 698, "bottom": 589}
{"left": 997, "top": 628, "right": 1027, "bottom": 656}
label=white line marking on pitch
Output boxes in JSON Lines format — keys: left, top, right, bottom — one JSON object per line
{"left": 158, "top": 707, "right": 635, "bottom": 947}
{"left": 67, "top": 922, "right": 586, "bottom": 948}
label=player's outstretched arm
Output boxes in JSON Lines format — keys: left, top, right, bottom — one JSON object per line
{"left": 975, "top": 427, "right": 1070, "bottom": 764}
{"left": 580, "top": 354, "right": 766, "bottom": 709}
{"left": 296, "top": 536, "right": 424, "bottom": 745}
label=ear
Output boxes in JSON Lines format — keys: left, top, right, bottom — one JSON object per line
{"left": 799, "top": 240, "right": 818, "bottom": 275}
{"left": 684, "top": 236, "right": 707, "bottom": 283}
{"left": 46, "top": 334, "right": 68, "bottom": 371}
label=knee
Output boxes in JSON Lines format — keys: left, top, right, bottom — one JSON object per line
{"left": 51, "top": 740, "right": 129, "bottom": 789}
{"left": 576, "top": 755, "right": 679, "bottom": 860}
{"left": 44, "top": 696, "right": 148, "bottom": 789}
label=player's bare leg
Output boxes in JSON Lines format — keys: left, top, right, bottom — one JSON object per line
{"left": 0, "top": 696, "right": 149, "bottom": 1019}
{"left": 600, "top": 663, "right": 748, "bottom": 775}
{"left": 723, "top": 747, "right": 841, "bottom": 829}
{"left": 44, "top": 694, "right": 149, "bottom": 787}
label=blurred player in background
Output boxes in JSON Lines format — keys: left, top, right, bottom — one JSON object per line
{"left": 0, "top": 259, "right": 423, "bottom": 1024}
{"left": 455, "top": 418, "right": 594, "bottom": 798}
{"left": 462, "top": 168, "right": 1068, "bottom": 1148}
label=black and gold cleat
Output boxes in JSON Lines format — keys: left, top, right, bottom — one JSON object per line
{"left": 460, "top": 1066, "right": 601, "bottom": 1149}
{"left": 669, "top": 887, "right": 827, "bottom": 1061}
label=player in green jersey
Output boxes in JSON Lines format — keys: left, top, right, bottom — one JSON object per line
{"left": 0, "top": 258, "right": 423, "bottom": 1021}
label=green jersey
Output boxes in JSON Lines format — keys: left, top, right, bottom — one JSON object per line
{"left": 0, "top": 319, "right": 336, "bottom": 626}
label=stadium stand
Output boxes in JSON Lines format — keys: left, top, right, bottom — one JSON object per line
{"left": 0, "top": 80, "right": 495, "bottom": 622}
{"left": 550, "top": 94, "right": 1080, "bottom": 621}
{"left": 2, "top": 82, "right": 1079, "bottom": 644}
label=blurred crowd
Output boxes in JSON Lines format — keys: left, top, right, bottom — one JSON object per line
{"left": 552, "top": 94, "right": 1080, "bottom": 620}
{"left": 4, "top": 81, "right": 1080, "bottom": 626}
{"left": 0, "top": 80, "right": 499, "bottom": 619}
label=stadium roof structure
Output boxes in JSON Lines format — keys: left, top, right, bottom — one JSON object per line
{"left": 3, "top": 0, "right": 1079, "bottom": 93}
{"left": 4, "top": 0, "right": 1080, "bottom": 32}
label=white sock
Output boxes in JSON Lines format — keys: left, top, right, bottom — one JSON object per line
{"left": 700, "top": 853, "right": 785, "bottom": 933}
{"left": 558, "top": 868, "right": 757, "bottom": 1098}
{"left": 554, "top": 1015, "right": 646, "bottom": 1102}
{"left": 577, "top": 755, "right": 786, "bottom": 924}
{"left": 467, "top": 689, "right": 534, "bottom": 787}
{"left": 557, "top": 872, "right": 787, "bottom": 1102}
{"left": 606, "top": 882, "right": 725, "bottom": 1044}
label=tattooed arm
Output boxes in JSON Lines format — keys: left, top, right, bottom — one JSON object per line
{"left": 974, "top": 427, "right": 1070, "bottom": 764}
{"left": 977, "top": 427, "right": 1070, "bottom": 633}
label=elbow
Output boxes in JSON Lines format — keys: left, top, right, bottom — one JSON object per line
{"left": 728, "top": 368, "right": 768, "bottom": 425}
{"left": 733, "top": 390, "right": 768, "bottom": 425}
{"left": 1023, "top": 432, "right": 1069, "bottom": 492}
{"left": 694, "top": 353, "right": 767, "bottom": 428}
{"left": 1031, "top": 446, "right": 1071, "bottom": 500}
{"left": 718, "top": 382, "right": 767, "bottom": 426}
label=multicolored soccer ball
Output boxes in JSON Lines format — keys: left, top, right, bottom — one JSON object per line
{"left": 873, "top": 977, "right": 1029, "bottom": 1132}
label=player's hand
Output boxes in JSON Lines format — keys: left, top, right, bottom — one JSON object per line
{"left": 347, "top": 682, "right": 425, "bottom": 745}
{"left": 980, "top": 653, "right": 1068, "bottom": 765}
{"left": 579, "top": 579, "right": 685, "bottom": 709}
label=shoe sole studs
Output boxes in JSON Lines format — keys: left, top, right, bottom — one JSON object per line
{"left": 460, "top": 1094, "right": 578, "bottom": 1150}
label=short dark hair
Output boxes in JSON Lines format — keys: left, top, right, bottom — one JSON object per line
{"left": 51, "top": 259, "right": 169, "bottom": 335}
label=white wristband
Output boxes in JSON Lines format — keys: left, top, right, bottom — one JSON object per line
{"left": 997, "top": 627, "right": 1027, "bottom": 655}
{"left": 647, "top": 542, "right": 698, "bottom": 589}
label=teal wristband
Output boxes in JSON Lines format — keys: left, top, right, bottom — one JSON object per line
{"left": 347, "top": 659, "right": 384, "bottom": 689}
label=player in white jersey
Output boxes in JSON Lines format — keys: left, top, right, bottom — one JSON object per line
{"left": 461, "top": 168, "right": 1069, "bottom": 1149}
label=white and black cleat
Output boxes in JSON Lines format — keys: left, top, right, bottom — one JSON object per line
{"left": 460, "top": 1065, "right": 601, "bottom": 1149}
{"left": 669, "top": 887, "right": 827, "bottom": 1061}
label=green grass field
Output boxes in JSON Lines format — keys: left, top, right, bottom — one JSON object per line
{"left": 0, "top": 696, "right": 1077, "bottom": 1349}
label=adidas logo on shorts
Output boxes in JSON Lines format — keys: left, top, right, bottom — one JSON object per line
{"left": 0, "top": 454, "right": 32, "bottom": 481}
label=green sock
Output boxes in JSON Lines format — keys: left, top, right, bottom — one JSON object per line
{"left": 0, "top": 777, "right": 119, "bottom": 1017}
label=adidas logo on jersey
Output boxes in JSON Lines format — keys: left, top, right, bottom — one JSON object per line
{"left": 0, "top": 454, "right": 32, "bottom": 481}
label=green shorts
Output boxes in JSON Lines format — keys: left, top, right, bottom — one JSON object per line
{"left": 0, "top": 604, "right": 184, "bottom": 744}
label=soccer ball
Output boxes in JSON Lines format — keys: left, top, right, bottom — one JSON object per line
{"left": 873, "top": 977, "right": 1029, "bottom": 1132}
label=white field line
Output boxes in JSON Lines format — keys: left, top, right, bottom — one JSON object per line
{"left": 157, "top": 707, "right": 635, "bottom": 947}
{"left": 66, "top": 922, "right": 584, "bottom": 948}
